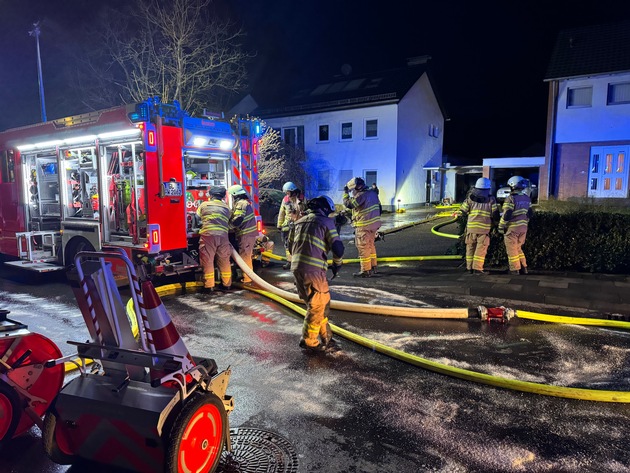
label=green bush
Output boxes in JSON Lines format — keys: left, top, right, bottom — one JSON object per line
{"left": 455, "top": 208, "right": 630, "bottom": 273}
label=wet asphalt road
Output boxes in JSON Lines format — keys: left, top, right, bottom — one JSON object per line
{"left": 1, "top": 222, "right": 630, "bottom": 472}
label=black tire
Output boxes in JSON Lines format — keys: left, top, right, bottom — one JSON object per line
{"left": 42, "top": 410, "right": 76, "bottom": 465}
{"left": 164, "top": 392, "right": 228, "bottom": 473}
{"left": 0, "top": 381, "right": 20, "bottom": 445}
{"left": 64, "top": 237, "right": 95, "bottom": 268}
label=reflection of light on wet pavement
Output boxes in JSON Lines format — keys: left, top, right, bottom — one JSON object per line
{"left": 0, "top": 290, "right": 87, "bottom": 356}
{"left": 331, "top": 285, "right": 433, "bottom": 307}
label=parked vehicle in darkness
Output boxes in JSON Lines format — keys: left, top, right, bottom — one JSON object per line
{"left": 259, "top": 188, "right": 284, "bottom": 225}
{"left": 496, "top": 180, "right": 538, "bottom": 203}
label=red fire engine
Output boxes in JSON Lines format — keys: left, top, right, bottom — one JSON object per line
{"left": 0, "top": 97, "right": 262, "bottom": 278}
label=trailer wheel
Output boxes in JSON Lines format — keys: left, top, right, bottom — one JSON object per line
{"left": 42, "top": 410, "right": 76, "bottom": 465}
{"left": 0, "top": 381, "right": 20, "bottom": 445}
{"left": 165, "top": 392, "right": 227, "bottom": 473}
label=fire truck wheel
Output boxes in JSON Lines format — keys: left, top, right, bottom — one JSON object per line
{"left": 165, "top": 392, "right": 227, "bottom": 473}
{"left": 0, "top": 381, "right": 20, "bottom": 445}
{"left": 42, "top": 410, "right": 76, "bottom": 465}
{"left": 64, "top": 238, "right": 95, "bottom": 268}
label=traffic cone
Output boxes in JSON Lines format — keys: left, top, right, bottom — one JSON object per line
{"left": 141, "top": 281, "right": 195, "bottom": 385}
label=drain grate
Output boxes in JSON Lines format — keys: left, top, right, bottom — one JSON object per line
{"left": 217, "top": 428, "right": 299, "bottom": 473}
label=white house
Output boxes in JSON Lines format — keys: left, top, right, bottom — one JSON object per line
{"left": 245, "top": 57, "right": 446, "bottom": 211}
{"left": 542, "top": 20, "right": 630, "bottom": 202}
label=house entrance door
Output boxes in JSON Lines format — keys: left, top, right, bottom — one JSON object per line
{"left": 588, "top": 146, "right": 628, "bottom": 198}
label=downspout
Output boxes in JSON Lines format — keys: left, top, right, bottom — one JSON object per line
{"left": 546, "top": 80, "right": 559, "bottom": 199}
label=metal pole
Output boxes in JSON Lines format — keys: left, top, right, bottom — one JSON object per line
{"left": 28, "top": 22, "right": 47, "bottom": 122}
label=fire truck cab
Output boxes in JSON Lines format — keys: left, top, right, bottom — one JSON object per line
{"left": 0, "top": 97, "right": 262, "bottom": 278}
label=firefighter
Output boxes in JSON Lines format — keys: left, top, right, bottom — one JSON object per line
{"left": 456, "top": 177, "right": 499, "bottom": 275}
{"left": 289, "top": 195, "right": 344, "bottom": 352}
{"left": 277, "top": 181, "right": 306, "bottom": 270}
{"left": 343, "top": 177, "right": 381, "bottom": 277}
{"left": 498, "top": 176, "right": 533, "bottom": 275}
{"left": 196, "top": 186, "right": 232, "bottom": 292}
{"left": 254, "top": 233, "right": 275, "bottom": 267}
{"left": 228, "top": 184, "right": 258, "bottom": 284}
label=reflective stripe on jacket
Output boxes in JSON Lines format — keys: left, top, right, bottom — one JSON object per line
{"left": 230, "top": 199, "right": 257, "bottom": 237}
{"left": 289, "top": 212, "right": 344, "bottom": 272}
{"left": 342, "top": 188, "right": 381, "bottom": 230}
{"left": 460, "top": 196, "right": 499, "bottom": 234}
{"left": 500, "top": 193, "right": 531, "bottom": 234}
{"left": 197, "top": 198, "right": 231, "bottom": 235}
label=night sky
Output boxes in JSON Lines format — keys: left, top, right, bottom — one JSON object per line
{"left": 1, "top": 0, "right": 629, "bottom": 159}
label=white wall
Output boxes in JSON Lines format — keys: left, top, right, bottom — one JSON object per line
{"left": 265, "top": 104, "right": 398, "bottom": 207}
{"left": 396, "top": 74, "right": 445, "bottom": 207}
{"left": 555, "top": 72, "right": 630, "bottom": 143}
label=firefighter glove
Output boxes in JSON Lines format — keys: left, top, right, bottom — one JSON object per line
{"left": 331, "top": 262, "right": 342, "bottom": 278}
{"left": 343, "top": 186, "right": 349, "bottom": 193}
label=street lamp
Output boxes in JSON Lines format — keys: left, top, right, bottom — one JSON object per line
{"left": 28, "top": 21, "right": 47, "bottom": 123}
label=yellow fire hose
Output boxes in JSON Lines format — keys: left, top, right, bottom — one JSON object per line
{"left": 232, "top": 249, "right": 470, "bottom": 319}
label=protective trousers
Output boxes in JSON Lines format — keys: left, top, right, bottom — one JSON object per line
{"left": 237, "top": 234, "right": 258, "bottom": 283}
{"left": 465, "top": 233, "right": 490, "bottom": 271}
{"left": 504, "top": 231, "right": 527, "bottom": 271}
{"left": 199, "top": 234, "right": 232, "bottom": 288}
{"left": 281, "top": 230, "right": 292, "bottom": 262}
{"left": 355, "top": 227, "right": 377, "bottom": 272}
{"left": 293, "top": 270, "right": 332, "bottom": 347}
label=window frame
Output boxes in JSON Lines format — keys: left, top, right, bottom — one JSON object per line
{"left": 364, "top": 118, "right": 378, "bottom": 140}
{"left": 317, "top": 124, "right": 330, "bottom": 143}
{"left": 566, "top": 86, "right": 593, "bottom": 108}
{"left": 607, "top": 82, "right": 630, "bottom": 105}
{"left": 340, "top": 121, "right": 353, "bottom": 142}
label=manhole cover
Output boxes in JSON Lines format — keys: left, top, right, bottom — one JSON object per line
{"left": 217, "top": 428, "right": 299, "bottom": 473}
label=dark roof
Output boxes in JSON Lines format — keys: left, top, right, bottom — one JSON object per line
{"left": 545, "top": 20, "right": 630, "bottom": 80}
{"left": 254, "top": 63, "right": 437, "bottom": 118}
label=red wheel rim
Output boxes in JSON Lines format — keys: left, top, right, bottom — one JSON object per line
{"left": 178, "top": 403, "right": 223, "bottom": 473}
{"left": 2, "top": 333, "right": 64, "bottom": 437}
{"left": 0, "top": 392, "right": 15, "bottom": 439}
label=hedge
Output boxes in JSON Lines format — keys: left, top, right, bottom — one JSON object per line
{"left": 455, "top": 210, "right": 630, "bottom": 274}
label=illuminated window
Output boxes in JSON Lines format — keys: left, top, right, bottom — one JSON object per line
{"left": 605, "top": 154, "right": 613, "bottom": 173}
{"left": 617, "top": 153, "right": 625, "bottom": 173}
{"left": 616, "top": 178, "right": 623, "bottom": 190}
{"left": 604, "top": 178, "right": 611, "bottom": 190}
{"left": 567, "top": 86, "right": 592, "bottom": 107}
{"left": 607, "top": 82, "right": 630, "bottom": 105}
{"left": 590, "top": 178, "right": 597, "bottom": 190}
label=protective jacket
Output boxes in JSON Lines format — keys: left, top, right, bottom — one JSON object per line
{"left": 499, "top": 193, "right": 532, "bottom": 234}
{"left": 289, "top": 210, "right": 344, "bottom": 272}
{"left": 230, "top": 198, "right": 257, "bottom": 237}
{"left": 197, "top": 198, "right": 231, "bottom": 235}
{"left": 277, "top": 194, "right": 306, "bottom": 231}
{"left": 342, "top": 188, "right": 381, "bottom": 231}
{"left": 459, "top": 190, "right": 499, "bottom": 234}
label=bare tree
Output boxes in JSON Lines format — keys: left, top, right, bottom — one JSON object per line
{"left": 257, "top": 124, "right": 307, "bottom": 190}
{"left": 74, "top": 0, "right": 249, "bottom": 113}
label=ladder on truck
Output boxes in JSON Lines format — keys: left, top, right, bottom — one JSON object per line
{"left": 231, "top": 117, "right": 262, "bottom": 230}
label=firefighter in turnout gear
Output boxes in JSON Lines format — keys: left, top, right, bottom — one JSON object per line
{"left": 499, "top": 176, "right": 533, "bottom": 275}
{"left": 277, "top": 181, "right": 307, "bottom": 269}
{"left": 343, "top": 177, "right": 381, "bottom": 277}
{"left": 456, "top": 177, "right": 499, "bottom": 275}
{"left": 197, "top": 186, "right": 232, "bottom": 292}
{"left": 288, "top": 195, "right": 344, "bottom": 352}
{"left": 228, "top": 184, "right": 258, "bottom": 284}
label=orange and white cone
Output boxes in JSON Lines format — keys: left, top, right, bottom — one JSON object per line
{"left": 141, "top": 281, "right": 195, "bottom": 385}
